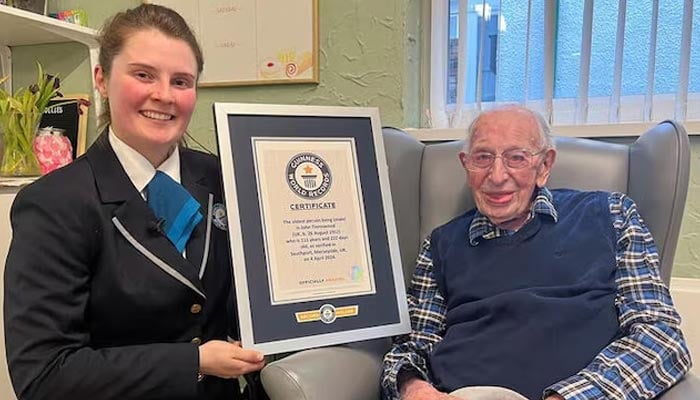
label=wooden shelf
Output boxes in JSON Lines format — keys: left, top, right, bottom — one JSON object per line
{"left": 0, "top": 4, "right": 98, "bottom": 47}
{"left": 0, "top": 4, "right": 101, "bottom": 124}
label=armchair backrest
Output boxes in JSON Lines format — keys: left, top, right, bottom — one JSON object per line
{"left": 383, "top": 121, "right": 690, "bottom": 286}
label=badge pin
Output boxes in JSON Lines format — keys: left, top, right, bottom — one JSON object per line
{"left": 212, "top": 203, "right": 227, "bottom": 231}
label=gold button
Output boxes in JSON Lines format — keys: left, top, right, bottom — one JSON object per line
{"left": 191, "top": 337, "right": 202, "bottom": 345}
{"left": 190, "top": 303, "right": 202, "bottom": 314}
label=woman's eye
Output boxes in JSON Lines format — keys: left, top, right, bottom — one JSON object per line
{"left": 134, "top": 71, "right": 152, "bottom": 80}
{"left": 173, "top": 78, "right": 193, "bottom": 88}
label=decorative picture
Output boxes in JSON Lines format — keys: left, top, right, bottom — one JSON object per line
{"left": 145, "top": 0, "right": 319, "bottom": 87}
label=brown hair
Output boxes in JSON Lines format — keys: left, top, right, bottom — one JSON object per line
{"left": 96, "top": 4, "right": 204, "bottom": 130}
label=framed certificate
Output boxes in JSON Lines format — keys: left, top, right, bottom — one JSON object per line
{"left": 214, "top": 103, "right": 410, "bottom": 354}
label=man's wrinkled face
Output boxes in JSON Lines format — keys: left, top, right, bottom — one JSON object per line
{"left": 458, "top": 109, "right": 556, "bottom": 230}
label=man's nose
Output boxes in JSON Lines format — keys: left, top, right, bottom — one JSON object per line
{"left": 487, "top": 156, "right": 510, "bottom": 184}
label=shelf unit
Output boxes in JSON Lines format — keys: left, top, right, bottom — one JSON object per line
{"left": 0, "top": 4, "right": 100, "bottom": 110}
{"left": 0, "top": 4, "right": 100, "bottom": 188}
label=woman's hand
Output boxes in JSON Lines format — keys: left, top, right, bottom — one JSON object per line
{"left": 198, "top": 340, "right": 265, "bottom": 379}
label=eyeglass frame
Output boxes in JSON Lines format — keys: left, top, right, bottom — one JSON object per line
{"left": 463, "top": 147, "right": 549, "bottom": 171}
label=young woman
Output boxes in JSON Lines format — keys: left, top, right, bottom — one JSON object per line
{"left": 4, "top": 4, "right": 264, "bottom": 399}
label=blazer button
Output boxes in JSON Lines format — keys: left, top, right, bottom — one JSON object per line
{"left": 190, "top": 303, "right": 202, "bottom": 314}
{"left": 191, "top": 337, "right": 202, "bottom": 345}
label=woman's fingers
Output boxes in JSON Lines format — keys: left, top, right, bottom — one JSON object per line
{"left": 231, "top": 345, "right": 264, "bottom": 364}
{"left": 199, "top": 340, "right": 265, "bottom": 379}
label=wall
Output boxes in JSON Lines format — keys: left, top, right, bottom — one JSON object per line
{"left": 11, "top": 0, "right": 421, "bottom": 152}
{"left": 676, "top": 137, "right": 700, "bottom": 277}
{"left": 6, "top": 0, "right": 700, "bottom": 278}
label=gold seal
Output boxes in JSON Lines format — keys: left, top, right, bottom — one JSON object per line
{"left": 295, "top": 304, "right": 359, "bottom": 324}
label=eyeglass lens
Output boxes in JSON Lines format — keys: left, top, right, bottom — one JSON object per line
{"left": 468, "top": 149, "right": 533, "bottom": 169}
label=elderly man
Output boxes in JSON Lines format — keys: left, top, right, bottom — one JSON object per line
{"left": 381, "top": 106, "right": 692, "bottom": 400}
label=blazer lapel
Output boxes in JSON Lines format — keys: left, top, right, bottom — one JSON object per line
{"left": 87, "top": 133, "right": 206, "bottom": 298}
{"left": 181, "top": 152, "right": 213, "bottom": 279}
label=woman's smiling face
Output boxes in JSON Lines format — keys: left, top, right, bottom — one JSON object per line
{"left": 95, "top": 28, "right": 198, "bottom": 166}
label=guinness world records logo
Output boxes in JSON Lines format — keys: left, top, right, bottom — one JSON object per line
{"left": 286, "top": 153, "right": 332, "bottom": 199}
{"left": 319, "top": 304, "right": 337, "bottom": 324}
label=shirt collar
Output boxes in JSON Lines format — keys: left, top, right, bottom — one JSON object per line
{"left": 108, "top": 127, "right": 181, "bottom": 195}
{"left": 468, "top": 187, "right": 558, "bottom": 245}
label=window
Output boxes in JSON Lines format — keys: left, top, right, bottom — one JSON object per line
{"left": 429, "top": 0, "right": 699, "bottom": 129}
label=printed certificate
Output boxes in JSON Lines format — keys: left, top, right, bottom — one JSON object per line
{"left": 252, "top": 138, "right": 375, "bottom": 304}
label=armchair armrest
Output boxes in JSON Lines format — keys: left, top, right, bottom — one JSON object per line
{"left": 658, "top": 370, "right": 700, "bottom": 400}
{"left": 261, "top": 338, "right": 389, "bottom": 400}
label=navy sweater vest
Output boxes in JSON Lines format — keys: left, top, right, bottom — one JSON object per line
{"left": 429, "top": 189, "right": 620, "bottom": 400}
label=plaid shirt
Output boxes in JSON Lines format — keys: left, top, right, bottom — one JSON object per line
{"left": 381, "top": 188, "right": 692, "bottom": 400}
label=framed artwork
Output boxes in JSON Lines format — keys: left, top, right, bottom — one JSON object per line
{"left": 145, "top": 0, "right": 319, "bottom": 87}
{"left": 213, "top": 103, "right": 410, "bottom": 354}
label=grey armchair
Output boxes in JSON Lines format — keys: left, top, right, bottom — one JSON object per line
{"left": 261, "top": 121, "right": 698, "bottom": 400}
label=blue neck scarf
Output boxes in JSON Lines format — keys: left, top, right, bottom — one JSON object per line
{"left": 146, "top": 171, "right": 203, "bottom": 252}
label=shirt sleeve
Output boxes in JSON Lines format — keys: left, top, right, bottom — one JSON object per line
{"left": 545, "top": 192, "right": 692, "bottom": 400}
{"left": 381, "top": 237, "right": 448, "bottom": 400}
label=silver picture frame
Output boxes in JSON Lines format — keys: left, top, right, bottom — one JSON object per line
{"left": 213, "top": 103, "right": 410, "bottom": 354}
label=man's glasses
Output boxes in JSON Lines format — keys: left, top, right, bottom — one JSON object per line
{"left": 465, "top": 148, "right": 547, "bottom": 170}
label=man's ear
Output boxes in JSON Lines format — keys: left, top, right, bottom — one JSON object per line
{"left": 94, "top": 65, "right": 108, "bottom": 98}
{"left": 458, "top": 151, "right": 469, "bottom": 171}
{"left": 536, "top": 148, "right": 556, "bottom": 188}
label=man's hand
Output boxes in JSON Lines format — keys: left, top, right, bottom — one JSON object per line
{"left": 198, "top": 340, "right": 265, "bottom": 379}
{"left": 400, "top": 376, "right": 459, "bottom": 400}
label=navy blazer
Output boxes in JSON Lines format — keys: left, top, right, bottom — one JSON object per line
{"left": 4, "top": 133, "right": 240, "bottom": 400}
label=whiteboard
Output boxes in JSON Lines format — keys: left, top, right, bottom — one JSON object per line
{"left": 145, "top": 0, "right": 319, "bottom": 87}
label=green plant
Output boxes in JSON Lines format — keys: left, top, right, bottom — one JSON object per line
{"left": 0, "top": 62, "right": 67, "bottom": 175}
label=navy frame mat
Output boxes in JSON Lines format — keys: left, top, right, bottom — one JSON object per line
{"left": 213, "top": 104, "right": 410, "bottom": 354}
